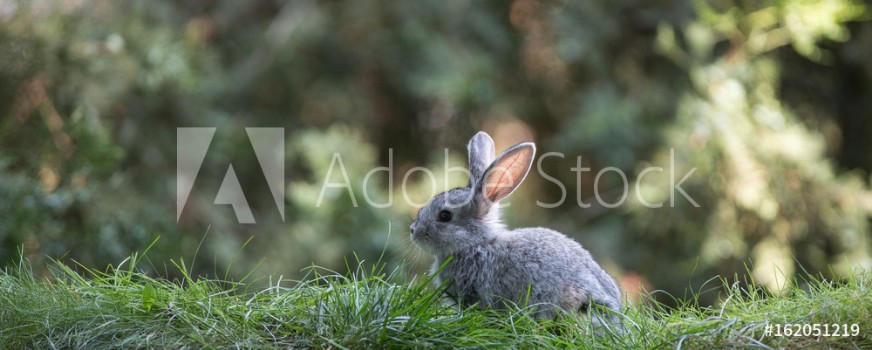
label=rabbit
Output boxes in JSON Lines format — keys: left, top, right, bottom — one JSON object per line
{"left": 410, "top": 131, "right": 622, "bottom": 322}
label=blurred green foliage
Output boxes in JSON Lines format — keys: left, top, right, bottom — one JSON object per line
{"left": 1, "top": 0, "right": 871, "bottom": 306}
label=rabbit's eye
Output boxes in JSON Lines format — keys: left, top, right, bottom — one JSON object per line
{"left": 437, "top": 210, "right": 452, "bottom": 222}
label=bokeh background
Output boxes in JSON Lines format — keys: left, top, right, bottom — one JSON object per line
{"left": 2, "top": 0, "right": 871, "bottom": 306}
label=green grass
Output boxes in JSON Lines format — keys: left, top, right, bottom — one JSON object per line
{"left": 0, "top": 252, "right": 869, "bottom": 349}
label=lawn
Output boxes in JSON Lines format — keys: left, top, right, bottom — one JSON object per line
{"left": 0, "top": 249, "right": 869, "bottom": 349}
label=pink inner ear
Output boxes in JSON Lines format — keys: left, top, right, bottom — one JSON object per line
{"left": 484, "top": 147, "right": 532, "bottom": 203}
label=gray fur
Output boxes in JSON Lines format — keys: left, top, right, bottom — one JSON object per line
{"left": 410, "top": 132, "right": 622, "bottom": 321}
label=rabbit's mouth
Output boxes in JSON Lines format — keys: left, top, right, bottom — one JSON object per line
{"left": 410, "top": 229, "right": 437, "bottom": 254}
{"left": 409, "top": 230, "right": 427, "bottom": 247}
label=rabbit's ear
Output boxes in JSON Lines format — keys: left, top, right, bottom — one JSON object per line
{"left": 480, "top": 142, "right": 536, "bottom": 206}
{"left": 467, "top": 132, "right": 495, "bottom": 187}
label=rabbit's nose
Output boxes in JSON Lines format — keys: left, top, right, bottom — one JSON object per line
{"left": 409, "top": 221, "right": 418, "bottom": 235}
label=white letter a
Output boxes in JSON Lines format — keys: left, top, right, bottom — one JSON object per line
{"left": 215, "top": 164, "right": 256, "bottom": 224}
{"left": 317, "top": 153, "right": 358, "bottom": 207}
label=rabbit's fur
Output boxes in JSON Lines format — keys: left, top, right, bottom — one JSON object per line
{"left": 410, "top": 132, "right": 622, "bottom": 320}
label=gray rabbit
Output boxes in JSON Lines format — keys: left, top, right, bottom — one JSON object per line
{"left": 410, "top": 131, "right": 622, "bottom": 321}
